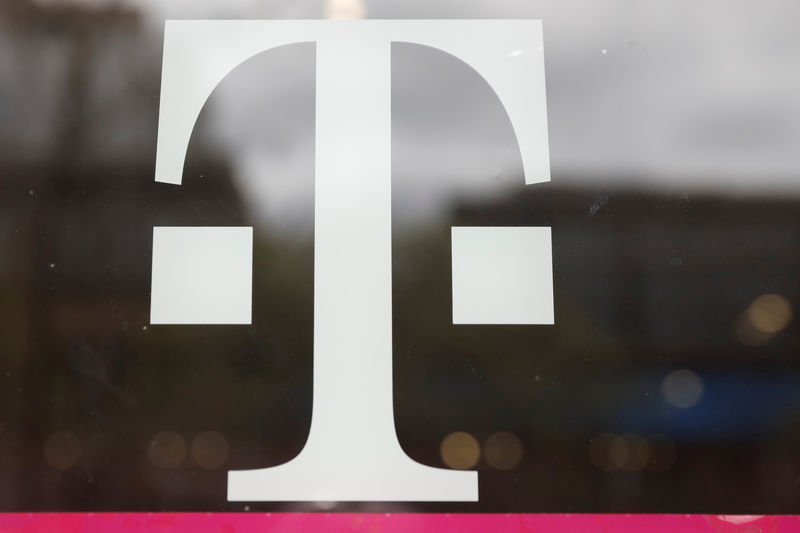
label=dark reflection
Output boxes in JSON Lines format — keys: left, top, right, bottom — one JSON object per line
{"left": 1, "top": 0, "right": 800, "bottom": 515}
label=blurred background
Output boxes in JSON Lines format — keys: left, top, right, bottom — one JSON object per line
{"left": 1, "top": 0, "right": 800, "bottom": 513}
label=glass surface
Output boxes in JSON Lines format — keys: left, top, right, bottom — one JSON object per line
{"left": 1, "top": 0, "right": 800, "bottom": 513}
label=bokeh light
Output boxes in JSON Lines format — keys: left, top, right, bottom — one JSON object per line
{"left": 619, "top": 433, "right": 650, "bottom": 472}
{"left": 737, "top": 294, "right": 793, "bottom": 346}
{"left": 736, "top": 314, "right": 775, "bottom": 346}
{"left": 747, "top": 294, "right": 793, "bottom": 334}
{"left": 590, "top": 433, "right": 674, "bottom": 473}
{"left": 589, "top": 433, "right": 616, "bottom": 472}
{"left": 483, "top": 431, "right": 524, "bottom": 470}
{"left": 190, "top": 431, "right": 230, "bottom": 470}
{"left": 147, "top": 431, "right": 187, "bottom": 469}
{"left": 607, "top": 435, "right": 629, "bottom": 470}
{"left": 440, "top": 431, "right": 480, "bottom": 470}
{"left": 662, "top": 369, "right": 704, "bottom": 408}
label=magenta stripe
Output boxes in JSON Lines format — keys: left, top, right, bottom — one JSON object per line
{"left": 0, "top": 513, "right": 796, "bottom": 533}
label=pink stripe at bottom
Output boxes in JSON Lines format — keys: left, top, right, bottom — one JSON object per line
{"left": 0, "top": 513, "right": 796, "bottom": 533}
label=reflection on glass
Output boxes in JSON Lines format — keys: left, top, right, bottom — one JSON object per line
{"left": 0, "top": 0, "right": 799, "bottom": 514}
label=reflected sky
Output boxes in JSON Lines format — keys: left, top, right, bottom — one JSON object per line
{"left": 6, "top": 0, "right": 800, "bottom": 195}
{"left": 4, "top": 0, "right": 799, "bottom": 198}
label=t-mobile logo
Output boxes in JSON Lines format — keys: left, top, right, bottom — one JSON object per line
{"left": 150, "top": 19, "right": 552, "bottom": 502}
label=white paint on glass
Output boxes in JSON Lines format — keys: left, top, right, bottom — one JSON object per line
{"left": 150, "top": 226, "right": 253, "bottom": 325}
{"left": 153, "top": 19, "right": 551, "bottom": 502}
{"left": 451, "top": 226, "right": 554, "bottom": 325}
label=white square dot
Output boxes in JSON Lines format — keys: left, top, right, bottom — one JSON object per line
{"left": 150, "top": 226, "right": 253, "bottom": 325}
{"left": 451, "top": 226, "right": 553, "bottom": 325}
